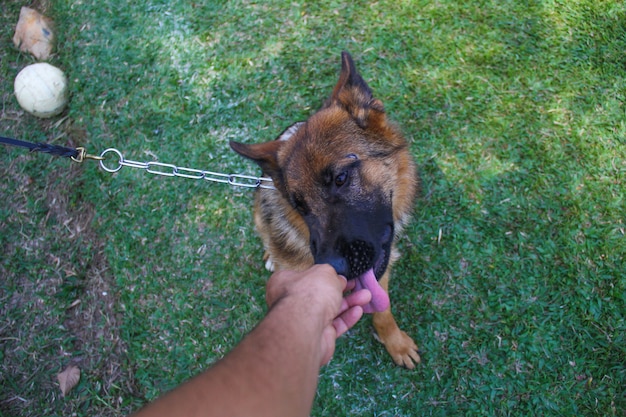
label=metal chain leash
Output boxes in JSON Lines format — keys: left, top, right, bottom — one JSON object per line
{"left": 96, "top": 148, "right": 275, "bottom": 190}
{"left": 0, "top": 136, "right": 274, "bottom": 190}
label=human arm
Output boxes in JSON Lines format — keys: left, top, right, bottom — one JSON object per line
{"left": 132, "top": 264, "right": 371, "bottom": 417}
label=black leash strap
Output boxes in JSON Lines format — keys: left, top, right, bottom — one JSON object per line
{"left": 1, "top": 135, "right": 80, "bottom": 159}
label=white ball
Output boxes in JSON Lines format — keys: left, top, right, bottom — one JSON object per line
{"left": 14, "top": 63, "right": 68, "bottom": 118}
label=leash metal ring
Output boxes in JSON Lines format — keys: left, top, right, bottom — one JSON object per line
{"left": 99, "top": 148, "right": 124, "bottom": 173}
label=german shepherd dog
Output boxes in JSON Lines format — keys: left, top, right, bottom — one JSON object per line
{"left": 230, "top": 52, "right": 420, "bottom": 368}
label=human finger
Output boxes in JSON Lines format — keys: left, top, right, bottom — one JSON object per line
{"left": 337, "top": 288, "right": 371, "bottom": 315}
{"left": 266, "top": 264, "right": 346, "bottom": 311}
{"left": 344, "top": 277, "right": 356, "bottom": 292}
{"left": 344, "top": 289, "right": 371, "bottom": 309}
{"left": 332, "top": 306, "right": 364, "bottom": 337}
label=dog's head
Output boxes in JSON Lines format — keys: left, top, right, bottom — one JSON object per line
{"left": 231, "top": 52, "right": 416, "bottom": 311}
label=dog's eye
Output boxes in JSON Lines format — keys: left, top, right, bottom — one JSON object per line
{"left": 335, "top": 171, "right": 348, "bottom": 187}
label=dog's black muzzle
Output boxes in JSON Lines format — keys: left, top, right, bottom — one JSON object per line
{"left": 308, "top": 201, "right": 394, "bottom": 280}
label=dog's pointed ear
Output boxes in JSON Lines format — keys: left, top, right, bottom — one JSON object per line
{"left": 230, "top": 139, "right": 284, "bottom": 182}
{"left": 325, "top": 51, "right": 385, "bottom": 129}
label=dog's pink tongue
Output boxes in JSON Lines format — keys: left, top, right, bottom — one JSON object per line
{"left": 354, "top": 269, "right": 390, "bottom": 313}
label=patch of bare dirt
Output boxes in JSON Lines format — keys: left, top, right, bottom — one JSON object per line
{"left": 47, "top": 168, "right": 139, "bottom": 407}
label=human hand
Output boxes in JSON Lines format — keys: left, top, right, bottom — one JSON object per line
{"left": 266, "top": 264, "right": 372, "bottom": 365}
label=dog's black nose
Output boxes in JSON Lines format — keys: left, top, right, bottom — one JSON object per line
{"left": 315, "top": 255, "right": 349, "bottom": 278}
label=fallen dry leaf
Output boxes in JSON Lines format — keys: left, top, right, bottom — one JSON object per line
{"left": 12, "top": 7, "right": 55, "bottom": 60}
{"left": 57, "top": 365, "right": 80, "bottom": 397}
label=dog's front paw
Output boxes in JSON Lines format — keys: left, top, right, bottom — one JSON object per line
{"left": 262, "top": 251, "right": 276, "bottom": 272}
{"left": 373, "top": 310, "right": 421, "bottom": 369}
{"left": 383, "top": 329, "right": 421, "bottom": 370}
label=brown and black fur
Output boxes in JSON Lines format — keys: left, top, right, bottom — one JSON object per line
{"left": 230, "top": 52, "right": 421, "bottom": 368}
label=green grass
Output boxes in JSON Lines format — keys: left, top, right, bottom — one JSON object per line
{"left": 1, "top": 0, "right": 624, "bottom": 415}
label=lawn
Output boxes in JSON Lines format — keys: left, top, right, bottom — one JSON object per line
{"left": 1, "top": 0, "right": 624, "bottom": 416}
